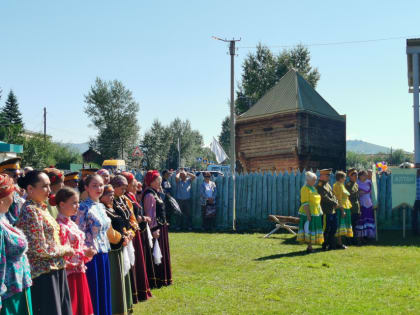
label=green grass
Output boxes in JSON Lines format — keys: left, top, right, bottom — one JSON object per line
{"left": 133, "top": 231, "right": 420, "bottom": 315}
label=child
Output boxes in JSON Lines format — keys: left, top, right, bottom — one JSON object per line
{"left": 75, "top": 174, "right": 112, "bottom": 315}
{"left": 56, "top": 187, "right": 96, "bottom": 315}
{"left": 333, "top": 171, "right": 353, "bottom": 249}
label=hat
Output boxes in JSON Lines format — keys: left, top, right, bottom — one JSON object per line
{"left": 64, "top": 172, "right": 79, "bottom": 182}
{"left": 81, "top": 168, "right": 99, "bottom": 177}
{"left": 347, "top": 168, "right": 357, "bottom": 176}
{"left": 43, "top": 168, "right": 64, "bottom": 185}
{"left": 145, "top": 170, "right": 160, "bottom": 186}
{"left": 319, "top": 168, "right": 332, "bottom": 175}
{"left": 0, "top": 158, "right": 21, "bottom": 173}
{"left": 0, "top": 174, "right": 15, "bottom": 199}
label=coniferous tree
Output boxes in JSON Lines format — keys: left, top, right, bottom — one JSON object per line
{"left": 2, "top": 90, "right": 23, "bottom": 126}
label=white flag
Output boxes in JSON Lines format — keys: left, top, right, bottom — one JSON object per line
{"left": 210, "top": 137, "right": 228, "bottom": 163}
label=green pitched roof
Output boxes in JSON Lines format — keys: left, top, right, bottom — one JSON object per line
{"left": 237, "top": 69, "right": 343, "bottom": 121}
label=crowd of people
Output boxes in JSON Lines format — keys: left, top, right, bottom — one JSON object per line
{"left": 297, "top": 168, "right": 376, "bottom": 253}
{"left": 0, "top": 157, "right": 175, "bottom": 315}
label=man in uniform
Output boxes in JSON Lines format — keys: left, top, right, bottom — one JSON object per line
{"left": 64, "top": 171, "right": 80, "bottom": 189}
{"left": 317, "top": 168, "right": 339, "bottom": 250}
{"left": 345, "top": 168, "right": 360, "bottom": 245}
{"left": 0, "top": 157, "right": 25, "bottom": 224}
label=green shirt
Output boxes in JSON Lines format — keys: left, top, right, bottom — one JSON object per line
{"left": 316, "top": 181, "right": 338, "bottom": 215}
{"left": 345, "top": 181, "right": 360, "bottom": 214}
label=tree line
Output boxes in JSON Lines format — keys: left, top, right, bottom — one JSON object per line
{"left": 0, "top": 89, "right": 82, "bottom": 169}
{"left": 346, "top": 150, "right": 413, "bottom": 170}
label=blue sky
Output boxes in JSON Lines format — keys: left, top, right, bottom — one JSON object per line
{"left": 0, "top": 1, "right": 417, "bottom": 151}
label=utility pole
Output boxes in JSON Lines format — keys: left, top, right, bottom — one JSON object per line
{"left": 43, "top": 107, "right": 46, "bottom": 142}
{"left": 213, "top": 36, "right": 241, "bottom": 231}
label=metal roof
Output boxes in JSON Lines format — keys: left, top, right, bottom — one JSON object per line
{"left": 237, "top": 69, "right": 343, "bottom": 121}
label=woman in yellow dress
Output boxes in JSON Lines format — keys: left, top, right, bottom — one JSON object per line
{"left": 333, "top": 171, "right": 353, "bottom": 249}
{"left": 297, "top": 171, "right": 324, "bottom": 253}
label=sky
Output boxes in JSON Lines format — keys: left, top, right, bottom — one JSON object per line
{"left": 0, "top": 1, "right": 417, "bottom": 152}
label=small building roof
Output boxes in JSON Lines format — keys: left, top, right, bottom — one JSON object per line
{"left": 237, "top": 69, "right": 343, "bottom": 122}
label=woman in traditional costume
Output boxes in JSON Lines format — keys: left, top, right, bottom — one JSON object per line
{"left": 121, "top": 172, "right": 156, "bottom": 290}
{"left": 16, "top": 171, "right": 73, "bottom": 315}
{"left": 333, "top": 171, "right": 353, "bottom": 249}
{"left": 142, "top": 170, "right": 172, "bottom": 287}
{"left": 43, "top": 167, "right": 64, "bottom": 219}
{"left": 56, "top": 187, "right": 96, "bottom": 315}
{"left": 296, "top": 171, "right": 324, "bottom": 253}
{"left": 111, "top": 175, "right": 152, "bottom": 302}
{"left": 345, "top": 168, "right": 361, "bottom": 245}
{"left": 356, "top": 170, "right": 376, "bottom": 241}
{"left": 75, "top": 174, "right": 112, "bottom": 315}
{"left": 100, "top": 185, "right": 134, "bottom": 315}
{"left": 97, "top": 169, "right": 111, "bottom": 185}
{"left": 0, "top": 174, "right": 33, "bottom": 315}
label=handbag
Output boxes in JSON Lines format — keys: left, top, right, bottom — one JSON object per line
{"left": 205, "top": 203, "right": 216, "bottom": 218}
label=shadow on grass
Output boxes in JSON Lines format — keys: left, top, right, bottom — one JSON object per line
{"left": 169, "top": 229, "right": 420, "bottom": 247}
{"left": 255, "top": 248, "right": 324, "bottom": 261}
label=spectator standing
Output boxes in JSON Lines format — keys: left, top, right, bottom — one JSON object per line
{"left": 200, "top": 172, "right": 217, "bottom": 231}
{"left": 175, "top": 170, "right": 196, "bottom": 230}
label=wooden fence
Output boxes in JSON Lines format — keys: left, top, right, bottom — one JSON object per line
{"left": 134, "top": 171, "right": 418, "bottom": 232}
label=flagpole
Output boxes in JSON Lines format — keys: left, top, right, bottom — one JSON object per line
{"left": 178, "top": 138, "right": 181, "bottom": 168}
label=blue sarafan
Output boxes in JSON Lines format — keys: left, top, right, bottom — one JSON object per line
{"left": 235, "top": 69, "right": 346, "bottom": 173}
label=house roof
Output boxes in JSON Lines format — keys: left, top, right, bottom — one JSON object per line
{"left": 237, "top": 69, "right": 343, "bottom": 122}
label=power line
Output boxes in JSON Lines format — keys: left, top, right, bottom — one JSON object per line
{"left": 238, "top": 34, "right": 420, "bottom": 49}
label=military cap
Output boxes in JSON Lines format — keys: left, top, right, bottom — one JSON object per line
{"left": 0, "top": 157, "right": 21, "bottom": 173}
{"left": 64, "top": 172, "right": 79, "bottom": 182}
{"left": 81, "top": 168, "right": 99, "bottom": 178}
{"left": 319, "top": 168, "right": 332, "bottom": 175}
{"left": 347, "top": 168, "right": 357, "bottom": 176}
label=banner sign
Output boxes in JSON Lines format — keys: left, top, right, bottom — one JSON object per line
{"left": 391, "top": 168, "right": 416, "bottom": 209}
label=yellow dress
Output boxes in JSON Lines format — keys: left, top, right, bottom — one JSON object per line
{"left": 297, "top": 185, "right": 324, "bottom": 245}
{"left": 333, "top": 182, "right": 353, "bottom": 237}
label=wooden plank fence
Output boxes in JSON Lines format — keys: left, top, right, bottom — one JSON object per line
{"left": 133, "top": 170, "right": 419, "bottom": 232}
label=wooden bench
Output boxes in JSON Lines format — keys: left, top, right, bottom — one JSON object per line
{"left": 264, "top": 215, "right": 300, "bottom": 238}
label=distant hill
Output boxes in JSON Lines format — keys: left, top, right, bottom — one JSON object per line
{"left": 346, "top": 140, "right": 391, "bottom": 154}
{"left": 61, "top": 142, "right": 89, "bottom": 154}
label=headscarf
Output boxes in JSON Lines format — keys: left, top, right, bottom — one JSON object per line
{"left": 110, "top": 175, "right": 128, "bottom": 188}
{"left": 0, "top": 174, "right": 15, "bottom": 199}
{"left": 144, "top": 170, "right": 160, "bottom": 187}
{"left": 121, "top": 172, "right": 134, "bottom": 184}
{"left": 97, "top": 169, "right": 110, "bottom": 176}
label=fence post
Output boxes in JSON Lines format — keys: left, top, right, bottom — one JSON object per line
{"left": 215, "top": 175, "right": 224, "bottom": 229}
{"left": 276, "top": 172, "right": 283, "bottom": 215}
{"left": 289, "top": 171, "right": 296, "bottom": 216}
{"left": 222, "top": 175, "right": 229, "bottom": 229}
{"left": 271, "top": 172, "right": 277, "bottom": 215}
{"left": 282, "top": 171, "right": 289, "bottom": 216}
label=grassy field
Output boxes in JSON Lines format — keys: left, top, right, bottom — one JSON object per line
{"left": 133, "top": 231, "right": 420, "bottom": 315}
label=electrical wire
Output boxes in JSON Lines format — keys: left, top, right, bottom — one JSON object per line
{"left": 238, "top": 34, "right": 420, "bottom": 49}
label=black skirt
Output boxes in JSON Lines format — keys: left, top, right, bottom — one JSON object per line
{"left": 31, "top": 269, "right": 72, "bottom": 315}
